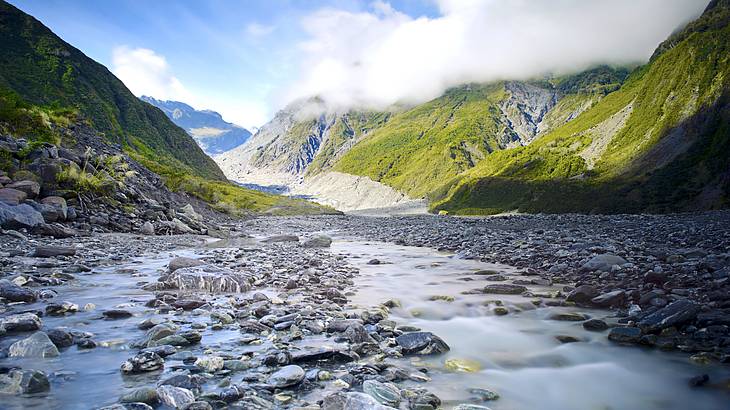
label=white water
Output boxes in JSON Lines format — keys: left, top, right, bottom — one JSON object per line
{"left": 334, "top": 240, "right": 730, "bottom": 410}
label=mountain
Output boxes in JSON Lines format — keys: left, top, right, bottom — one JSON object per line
{"left": 0, "top": 0, "right": 335, "bottom": 219}
{"left": 219, "top": 67, "right": 627, "bottom": 210}
{"left": 141, "top": 96, "right": 251, "bottom": 155}
{"left": 0, "top": 1, "right": 224, "bottom": 180}
{"left": 430, "top": 0, "right": 730, "bottom": 214}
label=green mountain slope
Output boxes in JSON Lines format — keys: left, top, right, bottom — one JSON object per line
{"left": 432, "top": 0, "right": 730, "bottom": 214}
{"left": 333, "top": 68, "right": 627, "bottom": 198}
{"left": 0, "top": 1, "right": 224, "bottom": 180}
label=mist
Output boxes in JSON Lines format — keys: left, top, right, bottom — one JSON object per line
{"left": 281, "top": 0, "right": 710, "bottom": 112}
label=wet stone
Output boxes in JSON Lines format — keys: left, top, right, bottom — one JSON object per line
{"left": 396, "top": 332, "right": 450, "bottom": 355}
{"left": 0, "top": 369, "right": 50, "bottom": 395}
{"left": 482, "top": 284, "right": 527, "bottom": 295}
{"left": 363, "top": 379, "right": 401, "bottom": 407}
{"left": 322, "top": 391, "right": 395, "bottom": 410}
{"left": 121, "top": 351, "right": 164, "bottom": 373}
{"left": 0, "top": 279, "right": 38, "bottom": 303}
{"left": 608, "top": 327, "right": 642, "bottom": 344}
{"left": 156, "top": 385, "right": 195, "bottom": 408}
{"left": 267, "top": 365, "right": 305, "bottom": 388}
{"left": 103, "top": 309, "right": 134, "bottom": 319}
{"left": 583, "top": 319, "right": 609, "bottom": 332}
{"left": 9, "top": 332, "right": 60, "bottom": 358}
{"left": 0, "top": 312, "right": 42, "bottom": 332}
{"left": 33, "top": 245, "right": 76, "bottom": 258}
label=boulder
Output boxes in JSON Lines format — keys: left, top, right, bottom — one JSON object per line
{"left": 0, "top": 369, "right": 50, "bottom": 395}
{"left": 638, "top": 300, "right": 700, "bottom": 333}
{"left": 140, "top": 221, "right": 155, "bottom": 235}
{"left": 262, "top": 234, "right": 299, "bottom": 243}
{"left": 121, "top": 351, "right": 164, "bottom": 373}
{"left": 322, "top": 392, "right": 395, "bottom": 410}
{"left": 9, "top": 332, "right": 60, "bottom": 358}
{"left": 156, "top": 385, "right": 195, "bottom": 408}
{"left": 362, "top": 380, "right": 401, "bottom": 407}
{"left": 608, "top": 327, "right": 642, "bottom": 344}
{"left": 32, "top": 223, "right": 77, "bottom": 238}
{"left": 7, "top": 180, "right": 40, "bottom": 198}
{"left": 566, "top": 285, "right": 599, "bottom": 304}
{"left": 195, "top": 356, "right": 224, "bottom": 373}
{"left": 591, "top": 290, "right": 626, "bottom": 307}
{"left": 0, "top": 312, "right": 42, "bottom": 332}
{"left": 395, "top": 332, "right": 450, "bottom": 355}
{"left": 303, "top": 235, "right": 333, "bottom": 248}
{"left": 172, "top": 218, "right": 195, "bottom": 234}
{"left": 0, "top": 279, "right": 38, "bottom": 303}
{"left": 583, "top": 319, "right": 609, "bottom": 332}
{"left": 0, "top": 202, "right": 44, "bottom": 230}
{"left": 267, "top": 365, "right": 305, "bottom": 387}
{"left": 47, "top": 328, "right": 75, "bottom": 348}
{"left": 167, "top": 265, "right": 251, "bottom": 293}
{"left": 40, "top": 196, "right": 68, "bottom": 221}
{"left": 33, "top": 245, "right": 76, "bottom": 258}
{"left": 168, "top": 257, "right": 205, "bottom": 273}
{"left": 582, "top": 254, "right": 628, "bottom": 272}
{"left": 0, "top": 188, "right": 27, "bottom": 205}
{"left": 482, "top": 284, "right": 527, "bottom": 295}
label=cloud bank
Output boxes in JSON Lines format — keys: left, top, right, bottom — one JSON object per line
{"left": 283, "top": 0, "right": 709, "bottom": 111}
{"left": 112, "top": 46, "right": 194, "bottom": 103}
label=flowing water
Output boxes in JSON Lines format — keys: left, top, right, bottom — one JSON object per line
{"left": 2, "top": 237, "right": 728, "bottom": 409}
{"left": 335, "top": 240, "right": 730, "bottom": 410}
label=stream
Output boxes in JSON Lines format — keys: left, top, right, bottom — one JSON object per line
{"left": 1, "top": 236, "right": 728, "bottom": 409}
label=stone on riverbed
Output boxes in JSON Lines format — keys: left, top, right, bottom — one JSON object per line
{"left": 482, "top": 284, "right": 527, "bottom": 295}
{"left": 267, "top": 365, "right": 305, "bottom": 387}
{"left": 608, "top": 327, "right": 642, "bottom": 344}
{"left": 47, "top": 328, "right": 75, "bottom": 348}
{"left": 166, "top": 265, "right": 251, "bottom": 293}
{"left": 167, "top": 257, "right": 205, "bottom": 273}
{"left": 121, "top": 387, "right": 159, "bottom": 405}
{"left": 583, "top": 319, "right": 609, "bottom": 332}
{"left": 638, "top": 300, "right": 700, "bottom": 333}
{"left": 0, "top": 279, "right": 38, "bottom": 302}
{"left": 195, "top": 356, "right": 224, "bottom": 372}
{"left": 444, "top": 358, "right": 482, "bottom": 372}
{"left": 548, "top": 312, "right": 589, "bottom": 321}
{"left": 565, "top": 285, "right": 599, "bottom": 304}
{"left": 0, "top": 202, "right": 44, "bottom": 230}
{"left": 591, "top": 290, "right": 626, "bottom": 307}
{"left": 322, "top": 391, "right": 396, "bottom": 410}
{"left": 121, "top": 351, "right": 164, "bottom": 373}
{"left": 0, "top": 369, "right": 50, "bottom": 394}
{"left": 582, "top": 254, "right": 628, "bottom": 272}
{"left": 303, "top": 235, "right": 332, "bottom": 248}
{"left": 262, "top": 234, "right": 299, "bottom": 243}
{"left": 9, "top": 332, "right": 60, "bottom": 358}
{"left": 0, "top": 312, "right": 42, "bottom": 332}
{"left": 33, "top": 245, "right": 76, "bottom": 258}
{"left": 363, "top": 379, "right": 401, "bottom": 407}
{"left": 156, "top": 385, "right": 195, "bottom": 408}
{"left": 103, "top": 309, "right": 133, "bottom": 319}
{"left": 396, "top": 332, "right": 450, "bottom": 355}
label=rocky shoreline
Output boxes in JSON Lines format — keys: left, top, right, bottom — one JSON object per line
{"left": 0, "top": 211, "right": 728, "bottom": 409}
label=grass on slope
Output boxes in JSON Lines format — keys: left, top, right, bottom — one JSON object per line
{"left": 433, "top": 14, "right": 730, "bottom": 215}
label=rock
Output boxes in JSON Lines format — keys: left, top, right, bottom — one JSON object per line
{"left": 444, "top": 358, "right": 481, "bottom": 372}
{"left": 103, "top": 309, "right": 133, "bottom": 319}
{"left": 608, "top": 327, "right": 642, "bottom": 344}
{"left": 7, "top": 180, "right": 40, "bottom": 198}
{"left": 167, "top": 265, "right": 251, "bottom": 293}
{"left": 33, "top": 245, "right": 76, "bottom": 258}
{"left": 262, "top": 234, "right": 299, "bottom": 243}
{"left": 591, "top": 290, "right": 626, "bottom": 307}
{"left": 396, "top": 332, "right": 450, "bottom": 355}
{"left": 566, "top": 285, "right": 599, "bottom": 304}
{"left": 172, "top": 218, "right": 195, "bottom": 234}
{"left": 453, "top": 405, "right": 492, "bottom": 410}
{"left": 121, "top": 387, "right": 159, "bottom": 404}
{"left": 0, "top": 312, "right": 42, "bottom": 332}
{"left": 303, "top": 235, "right": 332, "bottom": 248}
{"left": 363, "top": 380, "right": 401, "bottom": 407}
{"left": 32, "top": 223, "right": 77, "bottom": 238}
{"left": 0, "top": 188, "right": 27, "bottom": 205}
{"left": 40, "top": 196, "right": 68, "bottom": 221}
{"left": 548, "top": 312, "right": 589, "bottom": 321}
{"left": 267, "top": 365, "right": 305, "bottom": 388}
{"left": 638, "top": 300, "right": 700, "bottom": 333}
{"left": 468, "top": 388, "right": 500, "bottom": 401}
{"left": 0, "top": 279, "right": 38, "bottom": 302}
{"left": 0, "top": 202, "right": 44, "bottom": 230}
{"left": 582, "top": 254, "right": 628, "bottom": 272}
{"left": 173, "top": 299, "right": 207, "bottom": 311}
{"left": 583, "top": 319, "right": 609, "bottom": 331}
{"left": 121, "top": 351, "right": 164, "bottom": 373}
{"left": 47, "top": 328, "right": 75, "bottom": 348}
{"left": 322, "top": 391, "right": 395, "bottom": 410}
{"left": 168, "top": 257, "right": 205, "bottom": 273}
{"left": 0, "top": 369, "right": 50, "bottom": 394}
{"left": 482, "top": 284, "right": 527, "bottom": 295}
{"left": 140, "top": 221, "right": 155, "bottom": 235}
{"left": 156, "top": 385, "right": 195, "bottom": 408}
{"left": 195, "top": 356, "right": 224, "bottom": 372}
{"left": 46, "top": 301, "right": 79, "bottom": 315}
{"left": 9, "top": 331, "right": 61, "bottom": 358}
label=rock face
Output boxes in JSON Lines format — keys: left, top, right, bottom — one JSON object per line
{"left": 638, "top": 300, "right": 700, "bottom": 332}
{"left": 9, "top": 332, "right": 61, "bottom": 358}
{"left": 0, "top": 202, "right": 44, "bottom": 230}
{"left": 396, "top": 332, "right": 450, "bottom": 355}
{"left": 0, "top": 369, "right": 50, "bottom": 395}
{"left": 267, "top": 365, "right": 305, "bottom": 387}
{"left": 166, "top": 265, "right": 252, "bottom": 293}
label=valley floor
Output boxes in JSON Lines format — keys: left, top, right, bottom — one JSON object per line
{"left": 0, "top": 211, "right": 728, "bottom": 409}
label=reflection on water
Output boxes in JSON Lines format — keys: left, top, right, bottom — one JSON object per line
{"left": 336, "top": 240, "right": 730, "bottom": 410}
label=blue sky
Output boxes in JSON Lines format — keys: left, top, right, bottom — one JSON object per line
{"left": 9, "top": 0, "right": 708, "bottom": 129}
{"left": 9, "top": 0, "right": 438, "bottom": 128}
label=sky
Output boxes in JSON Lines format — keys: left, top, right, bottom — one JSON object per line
{"left": 10, "top": 0, "right": 710, "bottom": 130}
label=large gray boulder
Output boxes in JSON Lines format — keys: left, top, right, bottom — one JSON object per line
{"left": 6, "top": 180, "right": 40, "bottom": 198}
{"left": 166, "top": 265, "right": 252, "bottom": 293}
{"left": 0, "top": 279, "right": 38, "bottom": 303}
{"left": 395, "top": 332, "right": 450, "bottom": 355}
{"left": 9, "top": 332, "right": 60, "bottom": 358}
{"left": 638, "top": 300, "right": 700, "bottom": 332}
{"left": 0, "top": 312, "right": 42, "bottom": 332}
{"left": 167, "top": 257, "right": 205, "bottom": 273}
{"left": 40, "top": 196, "right": 68, "bottom": 221}
{"left": 0, "top": 188, "right": 27, "bottom": 205}
{"left": 0, "top": 202, "right": 44, "bottom": 229}
{"left": 582, "top": 254, "right": 628, "bottom": 272}
{"left": 267, "top": 365, "right": 305, "bottom": 387}
{"left": 0, "top": 369, "right": 50, "bottom": 394}
{"left": 303, "top": 235, "right": 333, "bottom": 248}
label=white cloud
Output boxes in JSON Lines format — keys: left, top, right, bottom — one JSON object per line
{"left": 246, "top": 22, "right": 275, "bottom": 38}
{"left": 112, "top": 46, "right": 194, "bottom": 102}
{"left": 282, "top": 0, "right": 710, "bottom": 111}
